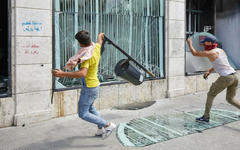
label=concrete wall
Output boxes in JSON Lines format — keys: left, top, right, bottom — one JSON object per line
{"left": 165, "top": 0, "right": 186, "bottom": 97}
{"left": 0, "top": 97, "right": 15, "bottom": 127}
{"left": 216, "top": 0, "right": 240, "bottom": 69}
{"left": 51, "top": 80, "right": 168, "bottom": 118}
{"left": 15, "top": 0, "right": 52, "bottom": 125}
{"left": 0, "top": 0, "right": 240, "bottom": 128}
{"left": 12, "top": 0, "right": 52, "bottom": 126}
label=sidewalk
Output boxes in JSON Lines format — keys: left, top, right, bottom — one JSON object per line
{"left": 0, "top": 88, "right": 240, "bottom": 150}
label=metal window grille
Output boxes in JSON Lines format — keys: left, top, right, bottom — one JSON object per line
{"left": 54, "top": 0, "right": 165, "bottom": 89}
{"left": 186, "top": 0, "right": 203, "bottom": 37}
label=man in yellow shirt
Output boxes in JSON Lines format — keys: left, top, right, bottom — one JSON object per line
{"left": 52, "top": 30, "right": 116, "bottom": 139}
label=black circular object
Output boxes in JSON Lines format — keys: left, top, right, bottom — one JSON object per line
{"left": 115, "top": 59, "right": 144, "bottom": 85}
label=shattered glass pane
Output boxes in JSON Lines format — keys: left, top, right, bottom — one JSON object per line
{"left": 124, "top": 127, "right": 155, "bottom": 146}
{"left": 146, "top": 114, "right": 197, "bottom": 135}
{"left": 54, "top": 0, "right": 165, "bottom": 89}
{"left": 117, "top": 109, "right": 240, "bottom": 147}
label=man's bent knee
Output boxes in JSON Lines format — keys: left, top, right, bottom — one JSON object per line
{"left": 226, "top": 97, "right": 234, "bottom": 104}
{"left": 78, "top": 111, "right": 87, "bottom": 120}
{"left": 207, "top": 91, "right": 216, "bottom": 98}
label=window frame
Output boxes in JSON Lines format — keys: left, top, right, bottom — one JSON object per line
{"left": 52, "top": 0, "right": 166, "bottom": 92}
{"left": 0, "top": 0, "right": 12, "bottom": 98}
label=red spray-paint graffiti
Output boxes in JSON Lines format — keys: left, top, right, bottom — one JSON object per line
{"left": 21, "top": 42, "right": 40, "bottom": 55}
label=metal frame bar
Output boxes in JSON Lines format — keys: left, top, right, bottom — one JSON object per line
{"left": 186, "top": 0, "right": 203, "bottom": 36}
{"left": 160, "top": 0, "right": 165, "bottom": 78}
{"left": 52, "top": 0, "right": 56, "bottom": 97}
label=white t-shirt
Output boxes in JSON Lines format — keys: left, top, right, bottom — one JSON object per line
{"left": 212, "top": 48, "right": 236, "bottom": 76}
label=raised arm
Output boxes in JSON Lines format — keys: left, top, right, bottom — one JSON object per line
{"left": 187, "top": 38, "right": 209, "bottom": 57}
{"left": 97, "top": 33, "right": 105, "bottom": 46}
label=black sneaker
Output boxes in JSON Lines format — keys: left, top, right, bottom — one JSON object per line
{"left": 196, "top": 116, "right": 210, "bottom": 123}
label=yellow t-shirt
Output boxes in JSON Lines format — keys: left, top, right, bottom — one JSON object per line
{"left": 81, "top": 43, "right": 101, "bottom": 88}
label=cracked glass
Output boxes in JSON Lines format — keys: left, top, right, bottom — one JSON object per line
{"left": 117, "top": 109, "right": 240, "bottom": 147}
{"left": 54, "top": 0, "right": 165, "bottom": 89}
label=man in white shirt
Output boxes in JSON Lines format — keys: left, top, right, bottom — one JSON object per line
{"left": 187, "top": 37, "right": 240, "bottom": 122}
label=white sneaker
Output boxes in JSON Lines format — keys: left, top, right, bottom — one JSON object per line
{"left": 102, "top": 122, "right": 116, "bottom": 140}
{"left": 95, "top": 128, "right": 105, "bottom": 136}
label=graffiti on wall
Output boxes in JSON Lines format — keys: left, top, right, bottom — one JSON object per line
{"left": 21, "top": 41, "right": 40, "bottom": 55}
{"left": 22, "top": 20, "right": 43, "bottom": 32}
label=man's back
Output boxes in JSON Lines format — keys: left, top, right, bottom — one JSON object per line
{"left": 211, "top": 48, "right": 235, "bottom": 76}
{"left": 81, "top": 43, "right": 101, "bottom": 88}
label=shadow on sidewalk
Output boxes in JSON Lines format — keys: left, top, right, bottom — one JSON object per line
{"left": 19, "top": 135, "right": 107, "bottom": 150}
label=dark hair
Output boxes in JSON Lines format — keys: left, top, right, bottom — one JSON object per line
{"left": 75, "top": 30, "right": 91, "bottom": 46}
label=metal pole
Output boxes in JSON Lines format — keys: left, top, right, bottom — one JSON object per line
{"left": 102, "top": 36, "right": 155, "bottom": 77}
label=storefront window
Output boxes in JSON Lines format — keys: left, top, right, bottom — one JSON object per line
{"left": 54, "top": 0, "right": 165, "bottom": 89}
{"left": 185, "top": 0, "right": 240, "bottom": 76}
